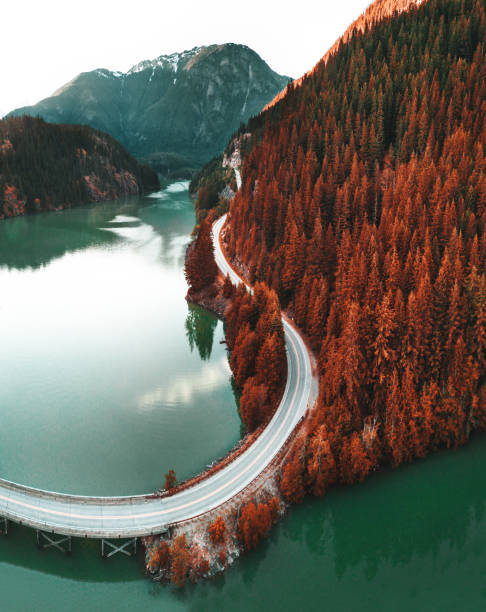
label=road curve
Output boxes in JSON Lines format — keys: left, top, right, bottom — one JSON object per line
{"left": 0, "top": 213, "right": 313, "bottom": 538}
{"left": 234, "top": 168, "right": 242, "bottom": 190}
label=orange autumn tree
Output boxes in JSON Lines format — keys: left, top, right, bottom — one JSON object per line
{"left": 226, "top": 282, "right": 287, "bottom": 431}
{"left": 280, "top": 446, "right": 306, "bottom": 503}
{"left": 147, "top": 540, "right": 170, "bottom": 574}
{"left": 170, "top": 535, "right": 190, "bottom": 588}
{"left": 185, "top": 217, "right": 218, "bottom": 294}
{"left": 164, "top": 469, "right": 177, "bottom": 491}
{"left": 208, "top": 516, "right": 226, "bottom": 545}
{"left": 238, "top": 498, "right": 280, "bottom": 550}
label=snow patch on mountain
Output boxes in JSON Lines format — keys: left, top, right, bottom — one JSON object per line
{"left": 95, "top": 69, "right": 118, "bottom": 79}
{"left": 127, "top": 47, "right": 202, "bottom": 75}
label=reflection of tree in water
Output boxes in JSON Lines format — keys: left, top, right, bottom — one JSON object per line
{"left": 282, "top": 437, "right": 486, "bottom": 581}
{"left": 185, "top": 304, "right": 218, "bottom": 361}
{"left": 0, "top": 198, "right": 142, "bottom": 270}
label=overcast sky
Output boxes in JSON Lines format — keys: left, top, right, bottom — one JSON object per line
{"left": 1, "top": 0, "right": 371, "bottom": 117}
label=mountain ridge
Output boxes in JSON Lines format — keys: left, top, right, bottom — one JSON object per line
{"left": 9, "top": 44, "right": 290, "bottom": 175}
{"left": 264, "top": 0, "right": 425, "bottom": 110}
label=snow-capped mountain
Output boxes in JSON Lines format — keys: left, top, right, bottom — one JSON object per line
{"left": 127, "top": 47, "right": 201, "bottom": 75}
{"left": 9, "top": 44, "right": 290, "bottom": 173}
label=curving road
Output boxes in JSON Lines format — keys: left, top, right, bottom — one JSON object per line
{"left": 234, "top": 168, "right": 242, "bottom": 190}
{"left": 0, "top": 212, "right": 313, "bottom": 539}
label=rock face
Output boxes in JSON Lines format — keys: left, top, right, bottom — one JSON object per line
{"left": 9, "top": 44, "right": 290, "bottom": 169}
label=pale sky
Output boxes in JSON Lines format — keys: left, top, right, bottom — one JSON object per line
{"left": 1, "top": 0, "right": 371, "bottom": 118}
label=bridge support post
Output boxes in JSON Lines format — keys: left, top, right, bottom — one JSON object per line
{"left": 36, "top": 530, "right": 72, "bottom": 554}
{"left": 101, "top": 537, "right": 137, "bottom": 558}
{"left": 0, "top": 517, "right": 7, "bottom": 535}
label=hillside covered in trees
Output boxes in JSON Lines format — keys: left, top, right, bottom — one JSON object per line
{"left": 0, "top": 116, "right": 159, "bottom": 219}
{"left": 199, "top": 0, "right": 486, "bottom": 502}
{"left": 263, "top": 0, "right": 425, "bottom": 111}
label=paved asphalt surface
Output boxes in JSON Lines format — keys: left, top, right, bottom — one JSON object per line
{"left": 0, "top": 208, "right": 313, "bottom": 538}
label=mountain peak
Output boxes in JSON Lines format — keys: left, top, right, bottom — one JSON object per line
{"left": 127, "top": 46, "right": 204, "bottom": 75}
{"left": 8, "top": 43, "right": 289, "bottom": 169}
{"left": 126, "top": 43, "right": 261, "bottom": 76}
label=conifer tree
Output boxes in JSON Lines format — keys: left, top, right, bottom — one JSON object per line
{"left": 185, "top": 218, "right": 218, "bottom": 293}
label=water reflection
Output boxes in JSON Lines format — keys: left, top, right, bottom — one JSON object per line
{"left": 101, "top": 213, "right": 164, "bottom": 261}
{"left": 281, "top": 435, "right": 486, "bottom": 582}
{"left": 0, "top": 183, "right": 241, "bottom": 495}
{"left": 137, "top": 356, "right": 231, "bottom": 410}
{"left": 0, "top": 522, "right": 141, "bottom": 582}
{"left": 0, "top": 185, "right": 193, "bottom": 272}
{"left": 0, "top": 201, "right": 135, "bottom": 270}
{"left": 185, "top": 304, "right": 218, "bottom": 360}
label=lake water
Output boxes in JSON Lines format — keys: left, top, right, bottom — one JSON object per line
{"left": 0, "top": 182, "right": 241, "bottom": 495}
{"left": 1, "top": 183, "right": 485, "bottom": 611}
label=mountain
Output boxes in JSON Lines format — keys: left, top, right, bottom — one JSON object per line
{"left": 9, "top": 44, "right": 290, "bottom": 175}
{"left": 0, "top": 116, "right": 159, "bottom": 219}
{"left": 197, "top": 0, "right": 486, "bottom": 499}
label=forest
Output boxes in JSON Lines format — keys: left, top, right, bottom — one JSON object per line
{"left": 0, "top": 116, "right": 159, "bottom": 218}
{"left": 196, "top": 0, "right": 486, "bottom": 502}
